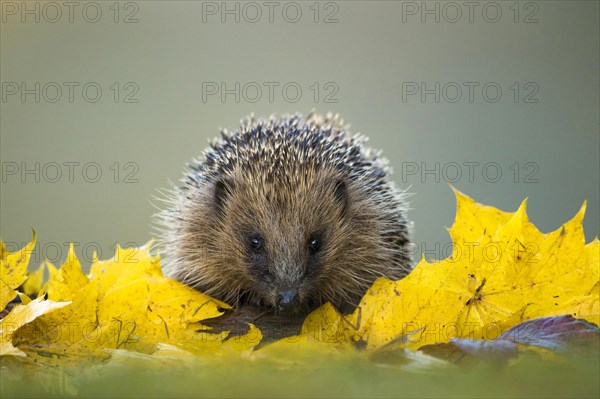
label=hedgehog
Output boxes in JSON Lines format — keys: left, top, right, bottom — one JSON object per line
{"left": 155, "top": 112, "right": 412, "bottom": 314}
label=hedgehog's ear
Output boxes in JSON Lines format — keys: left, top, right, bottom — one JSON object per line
{"left": 333, "top": 179, "right": 348, "bottom": 216}
{"left": 213, "top": 178, "right": 234, "bottom": 215}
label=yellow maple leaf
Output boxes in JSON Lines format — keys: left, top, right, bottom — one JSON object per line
{"left": 4, "top": 241, "right": 259, "bottom": 369}
{"left": 0, "top": 232, "right": 36, "bottom": 311}
{"left": 275, "top": 302, "right": 355, "bottom": 347}
{"left": 0, "top": 297, "right": 70, "bottom": 357}
{"left": 22, "top": 262, "right": 45, "bottom": 298}
{"left": 44, "top": 244, "right": 89, "bottom": 301}
{"left": 218, "top": 324, "right": 263, "bottom": 356}
{"left": 0, "top": 240, "right": 7, "bottom": 259}
{"left": 449, "top": 190, "right": 515, "bottom": 243}
{"left": 290, "top": 190, "right": 599, "bottom": 351}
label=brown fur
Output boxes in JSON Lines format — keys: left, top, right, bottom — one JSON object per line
{"left": 154, "top": 112, "right": 411, "bottom": 312}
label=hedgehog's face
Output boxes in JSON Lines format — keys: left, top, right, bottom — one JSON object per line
{"left": 211, "top": 170, "right": 354, "bottom": 313}
{"left": 165, "top": 115, "right": 411, "bottom": 316}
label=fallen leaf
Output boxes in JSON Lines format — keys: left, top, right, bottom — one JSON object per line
{"left": 294, "top": 189, "right": 599, "bottom": 351}
{"left": 0, "top": 232, "right": 36, "bottom": 311}
{"left": 44, "top": 244, "right": 89, "bottom": 301}
{"left": 499, "top": 315, "right": 600, "bottom": 356}
{"left": 22, "top": 262, "right": 45, "bottom": 297}
{"left": 0, "top": 297, "right": 70, "bottom": 357}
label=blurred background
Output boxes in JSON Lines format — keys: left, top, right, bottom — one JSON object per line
{"left": 1, "top": 1, "right": 598, "bottom": 270}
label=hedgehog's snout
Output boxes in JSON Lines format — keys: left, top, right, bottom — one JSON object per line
{"left": 276, "top": 289, "right": 300, "bottom": 312}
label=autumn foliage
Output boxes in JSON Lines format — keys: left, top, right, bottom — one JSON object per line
{"left": 1, "top": 190, "right": 598, "bottom": 383}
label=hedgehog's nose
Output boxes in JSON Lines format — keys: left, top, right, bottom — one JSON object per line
{"left": 277, "top": 290, "right": 299, "bottom": 311}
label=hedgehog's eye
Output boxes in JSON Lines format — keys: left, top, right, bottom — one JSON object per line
{"left": 307, "top": 235, "right": 321, "bottom": 254}
{"left": 249, "top": 236, "right": 264, "bottom": 252}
